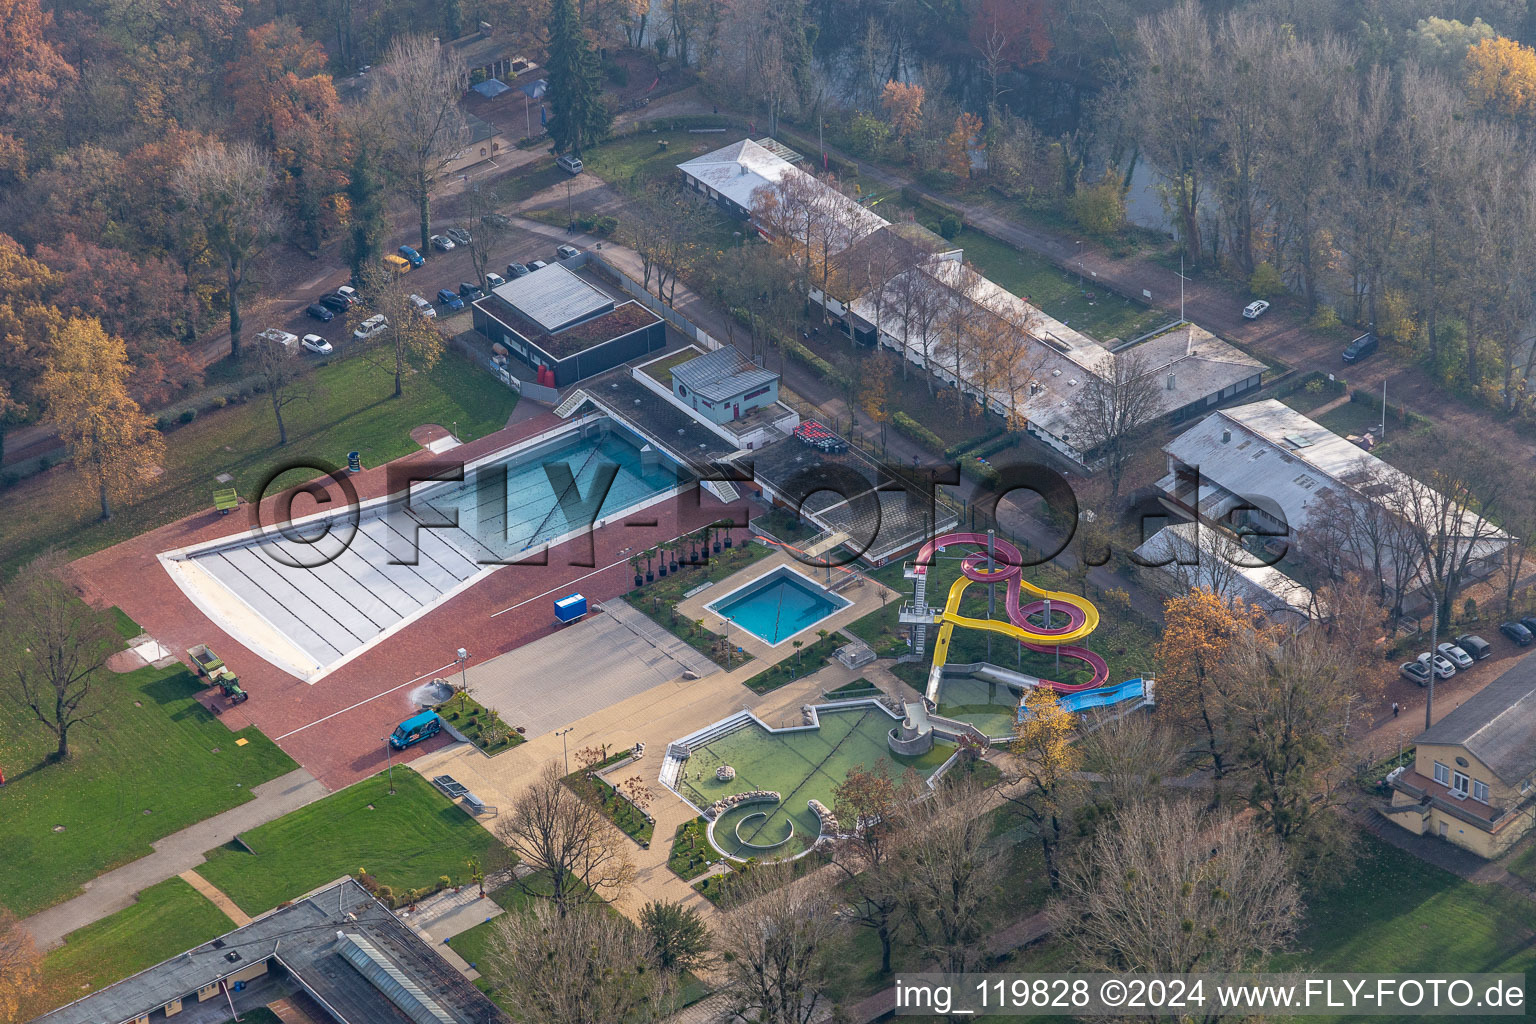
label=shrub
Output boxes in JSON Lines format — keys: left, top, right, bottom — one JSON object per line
{"left": 211, "top": 396, "right": 228, "bottom": 409}
{"left": 603, "top": 60, "right": 629, "bottom": 87}
{"left": 179, "top": 408, "right": 197, "bottom": 424}
{"left": 959, "top": 455, "right": 1000, "bottom": 486}
{"left": 1067, "top": 177, "right": 1125, "bottom": 235}
{"left": 155, "top": 415, "right": 172, "bottom": 432}
{"left": 1464, "top": 597, "right": 1477, "bottom": 620}
{"left": 1249, "top": 262, "right": 1285, "bottom": 299}
{"left": 891, "top": 411, "right": 943, "bottom": 451}
{"left": 939, "top": 213, "right": 963, "bottom": 239}
{"left": 1308, "top": 305, "right": 1341, "bottom": 330}
{"left": 37, "top": 455, "right": 52, "bottom": 471}
{"left": 972, "top": 431, "right": 1016, "bottom": 459}
{"left": 782, "top": 337, "right": 851, "bottom": 390}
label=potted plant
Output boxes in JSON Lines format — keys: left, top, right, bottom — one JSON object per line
{"left": 630, "top": 553, "right": 643, "bottom": 589}
{"left": 723, "top": 524, "right": 733, "bottom": 549}
{"left": 713, "top": 523, "right": 723, "bottom": 553}
{"left": 644, "top": 548, "right": 655, "bottom": 583}
{"left": 670, "top": 545, "right": 680, "bottom": 573}
{"left": 658, "top": 544, "right": 669, "bottom": 577}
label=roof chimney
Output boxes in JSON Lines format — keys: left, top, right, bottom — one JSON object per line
{"left": 1166, "top": 373, "right": 1176, "bottom": 390}
{"left": 1221, "top": 428, "right": 1232, "bottom": 444}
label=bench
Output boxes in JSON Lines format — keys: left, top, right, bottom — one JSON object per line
{"left": 214, "top": 487, "right": 238, "bottom": 514}
{"left": 432, "top": 775, "right": 468, "bottom": 799}
{"left": 461, "top": 792, "right": 498, "bottom": 817}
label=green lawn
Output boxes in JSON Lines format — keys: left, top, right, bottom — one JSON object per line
{"left": 666, "top": 817, "right": 721, "bottom": 880}
{"left": 950, "top": 228, "right": 1169, "bottom": 344}
{"left": 0, "top": 659, "right": 295, "bottom": 918}
{"left": 624, "top": 540, "right": 770, "bottom": 668}
{"left": 18, "top": 877, "right": 234, "bottom": 1020}
{"left": 195, "top": 770, "right": 501, "bottom": 916}
{"left": 0, "top": 349, "right": 516, "bottom": 575}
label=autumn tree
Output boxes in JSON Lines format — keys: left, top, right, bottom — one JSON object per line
{"left": 1154, "top": 589, "right": 1245, "bottom": 787}
{"left": 0, "top": 235, "right": 64, "bottom": 466}
{"left": 1, "top": 551, "right": 118, "bottom": 761}
{"left": 175, "top": 141, "right": 281, "bottom": 360}
{"left": 880, "top": 81, "right": 924, "bottom": 141}
{"left": 547, "top": 0, "right": 611, "bottom": 156}
{"left": 483, "top": 902, "right": 663, "bottom": 1024}
{"left": 349, "top": 267, "right": 445, "bottom": 399}
{"left": 830, "top": 763, "right": 921, "bottom": 975}
{"left": 0, "top": 0, "right": 76, "bottom": 185}
{"left": 944, "top": 112, "right": 984, "bottom": 179}
{"left": 1066, "top": 347, "right": 1161, "bottom": 499}
{"left": 1465, "top": 36, "right": 1536, "bottom": 123}
{"left": 372, "top": 35, "right": 470, "bottom": 251}
{"left": 0, "top": 908, "right": 41, "bottom": 1022}
{"left": 494, "top": 761, "right": 635, "bottom": 915}
{"left": 40, "top": 318, "right": 166, "bottom": 521}
{"left": 1004, "top": 686, "right": 1081, "bottom": 885}
{"left": 859, "top": 350, "right": 894, "bottom": 453}
{"left": 717, "top": 866, "right": 839, "bottom": 1024}
{"left": 1049, "top": 798, "right": 1300, "bottom": 973}
{"left": 969, "top": 0, "right": 1050, "bottom": 108}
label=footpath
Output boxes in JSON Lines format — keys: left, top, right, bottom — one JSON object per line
{"left": 21, "top": 768, "right": 328, "bottom": 949}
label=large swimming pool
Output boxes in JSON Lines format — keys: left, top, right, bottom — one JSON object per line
{"left": 162, "top": 420, "right": 685, "bottom": 681}
{"left": 705, "top": 566, "right": 849, "bottom": 646}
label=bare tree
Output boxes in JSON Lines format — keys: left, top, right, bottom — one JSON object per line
{"left": 1067, "top": 347, "right": 1162, "bottom": 499}
{"left": 630, "top": 179, "right": 699, "bottom": 305}
{"left": 1, "top": 552, "right": 117, "bottom": 761}
{"left": 1498, "top": 479, "right": 1536, "bottom": 614}
{"left": 372, "top": 35, "right": 471, "bottom": 252}
{"left": 1300, "top": 466, "right": 1418, "bottom": 615}
{"left": 482, "top": 901, "right": 663, "bottom": 1024}
{"left": 461, "top": 187, "right": 509, "bottom": 291}
{"left": 253, "top": 326, "right": 314, "bottom": 447}
{"left": 716, "top": 866, "right": 839, "bottom": 1024}
{"left": 1075, "top": 709, "right": 1184, "bottom": 810}
{"left": 885, "top": 257, "right": 946, "bottom": 390}
{"left": 494, "top": 761, "right": 636, "bottom": 915}
{"left": 893, "top": 778, "right": 1002, "bottom": 973}
{"left": 174, "top": 141, "right": 281, "bottom": 360}
{"left": 830, "top": 763, "right": 922, "bottom": 976}
{"left": 1049, "top": 798, "right": 1300, "bottom": 974}
{"left": 349, "top": 266, "right": 446, "bottom": 399}
{"left": 1211, "top": 12, "right": 1284, "bottom": 275}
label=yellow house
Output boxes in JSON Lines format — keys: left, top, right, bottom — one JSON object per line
{"left": 1384, "top": 661, "right": 1536, "bottom": 858}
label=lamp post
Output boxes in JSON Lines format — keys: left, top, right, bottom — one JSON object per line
{"left": 555, "top": 727, "right": 574, "bottom": 774}
{"left": 381, "top": 736, "right": 396, "bottom": 794}
{"left": 456, "top": 647, "right": 469, "bottom": 697}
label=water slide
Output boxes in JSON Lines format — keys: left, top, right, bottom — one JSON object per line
{"left": 915, "top": 532, "right": 1111, "bottom": 693}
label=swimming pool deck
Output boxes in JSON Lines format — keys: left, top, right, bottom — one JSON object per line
{"left": 68, "top": 408, "right": 741, "bottom": 789}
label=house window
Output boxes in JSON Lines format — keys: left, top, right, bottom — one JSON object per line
{"left": 1452, "top": 771, "right": 1470, "bottom": 796}
{"left": 742, "top": 385, "right": 771, "bottom": 400}
{"left": 1433, "top": 762, "right": 1451, "bottom": 785}
{"left": 480, "top": 147, "right": 487, "bottom": 157}
{"left": 1473, "top": 780, "right": 1490, "bottom": 803}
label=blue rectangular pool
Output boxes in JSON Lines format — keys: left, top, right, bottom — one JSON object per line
{"left": 707, "top": 566, "right": 850, "bottom": 646}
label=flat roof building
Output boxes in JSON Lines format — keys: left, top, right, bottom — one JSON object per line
{"left": 32, "top": 879, "right": 505, "bottom": 1024}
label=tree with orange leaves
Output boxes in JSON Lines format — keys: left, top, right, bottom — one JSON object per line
{"left": 0, "top": 0, "right": 76, "bottom": 184}
{"left": 880, "top": 81, "right": 925, "bottom": 141}
{"left": 1465, "top": 36, "right": 1536, "bottom": 122}
{"left": 944, "top": 112, "right": 984, "bottom": 179}
{"left": 1154, "top": 588, "right": 1250, "bottom": 789}
{"left": 0, "top": 907, "right": 41, "bottom": 1021}
{"left": 969, "top": 0, "right": 1051, "bottom": 108}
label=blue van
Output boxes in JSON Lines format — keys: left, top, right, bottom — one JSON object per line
{"left": 388, "top": 710, "right": 442, "bottom": 749}
{"left": 397, "top": 245, "right": 425, "bottom": 268}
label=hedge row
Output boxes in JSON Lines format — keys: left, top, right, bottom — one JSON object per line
{"left": 782, "top": 336, "right": 853, "bottom": 391}
{"left": 959, "top": 455, "right": 1001, "bottom": 486}
{"left": 891, "top": 411, "right": 944, "bottom": 451}
{"left": 943, "top": 424, "right": 1008, "bottom": 459}
{"left": 972, "top": 432, "right": 1018, "bottom": 459}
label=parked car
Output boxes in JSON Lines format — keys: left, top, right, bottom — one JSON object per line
{"left": 336, "top": 285, "right": 360, "bottom": 304}
{"left": 1243, "top": 299, "right": 1270, "bottom": 319}
{"left": 555, "top": 244, "right": 581, "bottom": 261}
{"left": 396, "top": 244, "right": 424, "bottom": 268}
{"left": 436, "top": 288, "right": 465, "bottom": 311}
{"left": 1501, "top": 621, "right": 1534, "bottom": 645}
{"left": 304, "top": 303, "right": 334, "bottom": 322}
{"left": 528, "top": 260, "right": 548, "bottom": 271}
{"left": 507, "top": 262, "right": 530, "bottom": 278}
{"left": 482, "top": 212, "right": 512, "bottom": 228}
{"left": 557, "top": 154, "right": 583, "bottom": 174}
{"left": 353, "top": 314, "right": 389, "bottom": 340}
{"left": 458, "top": 282, "right": 484, "bottom": 301}
{"left": 1342, "top": 332, "right": 1378, "bottom": 364}
{"left": 408, "top": 294, "right": 436, "bottom": 319}
{"left": 1456, "top": 634, "right": 1493, "bottom": 660}
{"left": 1437, "top": 642, "right": 1474, "bottom": 670}
{"left": 383, "top": 253, "right": 411, "bottom": 275}
{"left": 1400, "top": 661, "right": 1432, "bottom": 686}
{"left": 1417, "top": 651, "right": 1456, "bottom": 680}
{"left": 319, "top": 291, "right": 352, "bottom": 312}
{"left": 257, "top": 328, "right": 299, "bottom": 350}
{"left": 301, "top": 334, "right": 333, "bottom": 355}
{"left": 445, "top": 227, "right": 472, "bottom": 246}
{"left": 430, "top": 234, "right": 455, "bottom": 252}
{"left": 484, "top": 271, "right": 506, "bottom": 289}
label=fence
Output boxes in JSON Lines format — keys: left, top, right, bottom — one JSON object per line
{"left": 580, "top": 251, "right": 721, "bottom": 351}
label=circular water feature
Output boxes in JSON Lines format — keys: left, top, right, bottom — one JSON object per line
{"left": 733, "top": 811, "right": 795, "bottom": 851}
{"left": 409, "top": 677, "right": 456, "bottom": 707}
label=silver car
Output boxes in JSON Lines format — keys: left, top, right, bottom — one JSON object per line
{"left": 1436, "top": 642, "right": 1474, "bottom": 670}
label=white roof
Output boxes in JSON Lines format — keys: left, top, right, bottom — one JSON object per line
{"left": 1134, "top": 522, "right": 1314, "bottom": 620}
{"left": 489, "top": 262, "right": 611, "bottom": 333}
{"left": 677, "top": 138, "right": 886, "bottom": 253}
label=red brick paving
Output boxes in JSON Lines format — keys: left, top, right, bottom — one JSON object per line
{"left": 70, "top": 412, "right": 746, "bottom": 790}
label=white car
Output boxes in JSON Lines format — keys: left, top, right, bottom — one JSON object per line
{"left": 301, "top": 334, "right": 333, "bottom": 355}
{"left": 1243, "top": 299, "right": 1270, "bottom": 319}
{"left": 1417, "top": 651, "right": 1457, "bottom": 680}
{"left": 335, "top": 285, "right": 360, "bottom": 304}
{"left": 1437, "top": 642, "right": 1474, "bottom": 671}
{"left": 353, "top": 314, "right": 389, "bottom": 340}
{"left": 257, "top": 328, "right": 299, "bottom": 350}
{"left": 484, "top": 271, "right": 506, "bottom": 289}
{"left": 408, "top": 294, "right": 436, "bottom": 319}
{"left": 430, "top": 234, "right": 455, "bottom": 252}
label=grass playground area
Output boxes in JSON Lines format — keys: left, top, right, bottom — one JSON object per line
{"left": 676, "top": 706, "right": 955, "bottom": 861}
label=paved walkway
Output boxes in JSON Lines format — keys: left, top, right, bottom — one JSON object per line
{"left": 21, "top": 768, "right": 328, "bottom": 948}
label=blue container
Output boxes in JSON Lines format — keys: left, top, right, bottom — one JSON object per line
{"left": 554, "top": 592, "right": 588, "bottom": 623}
